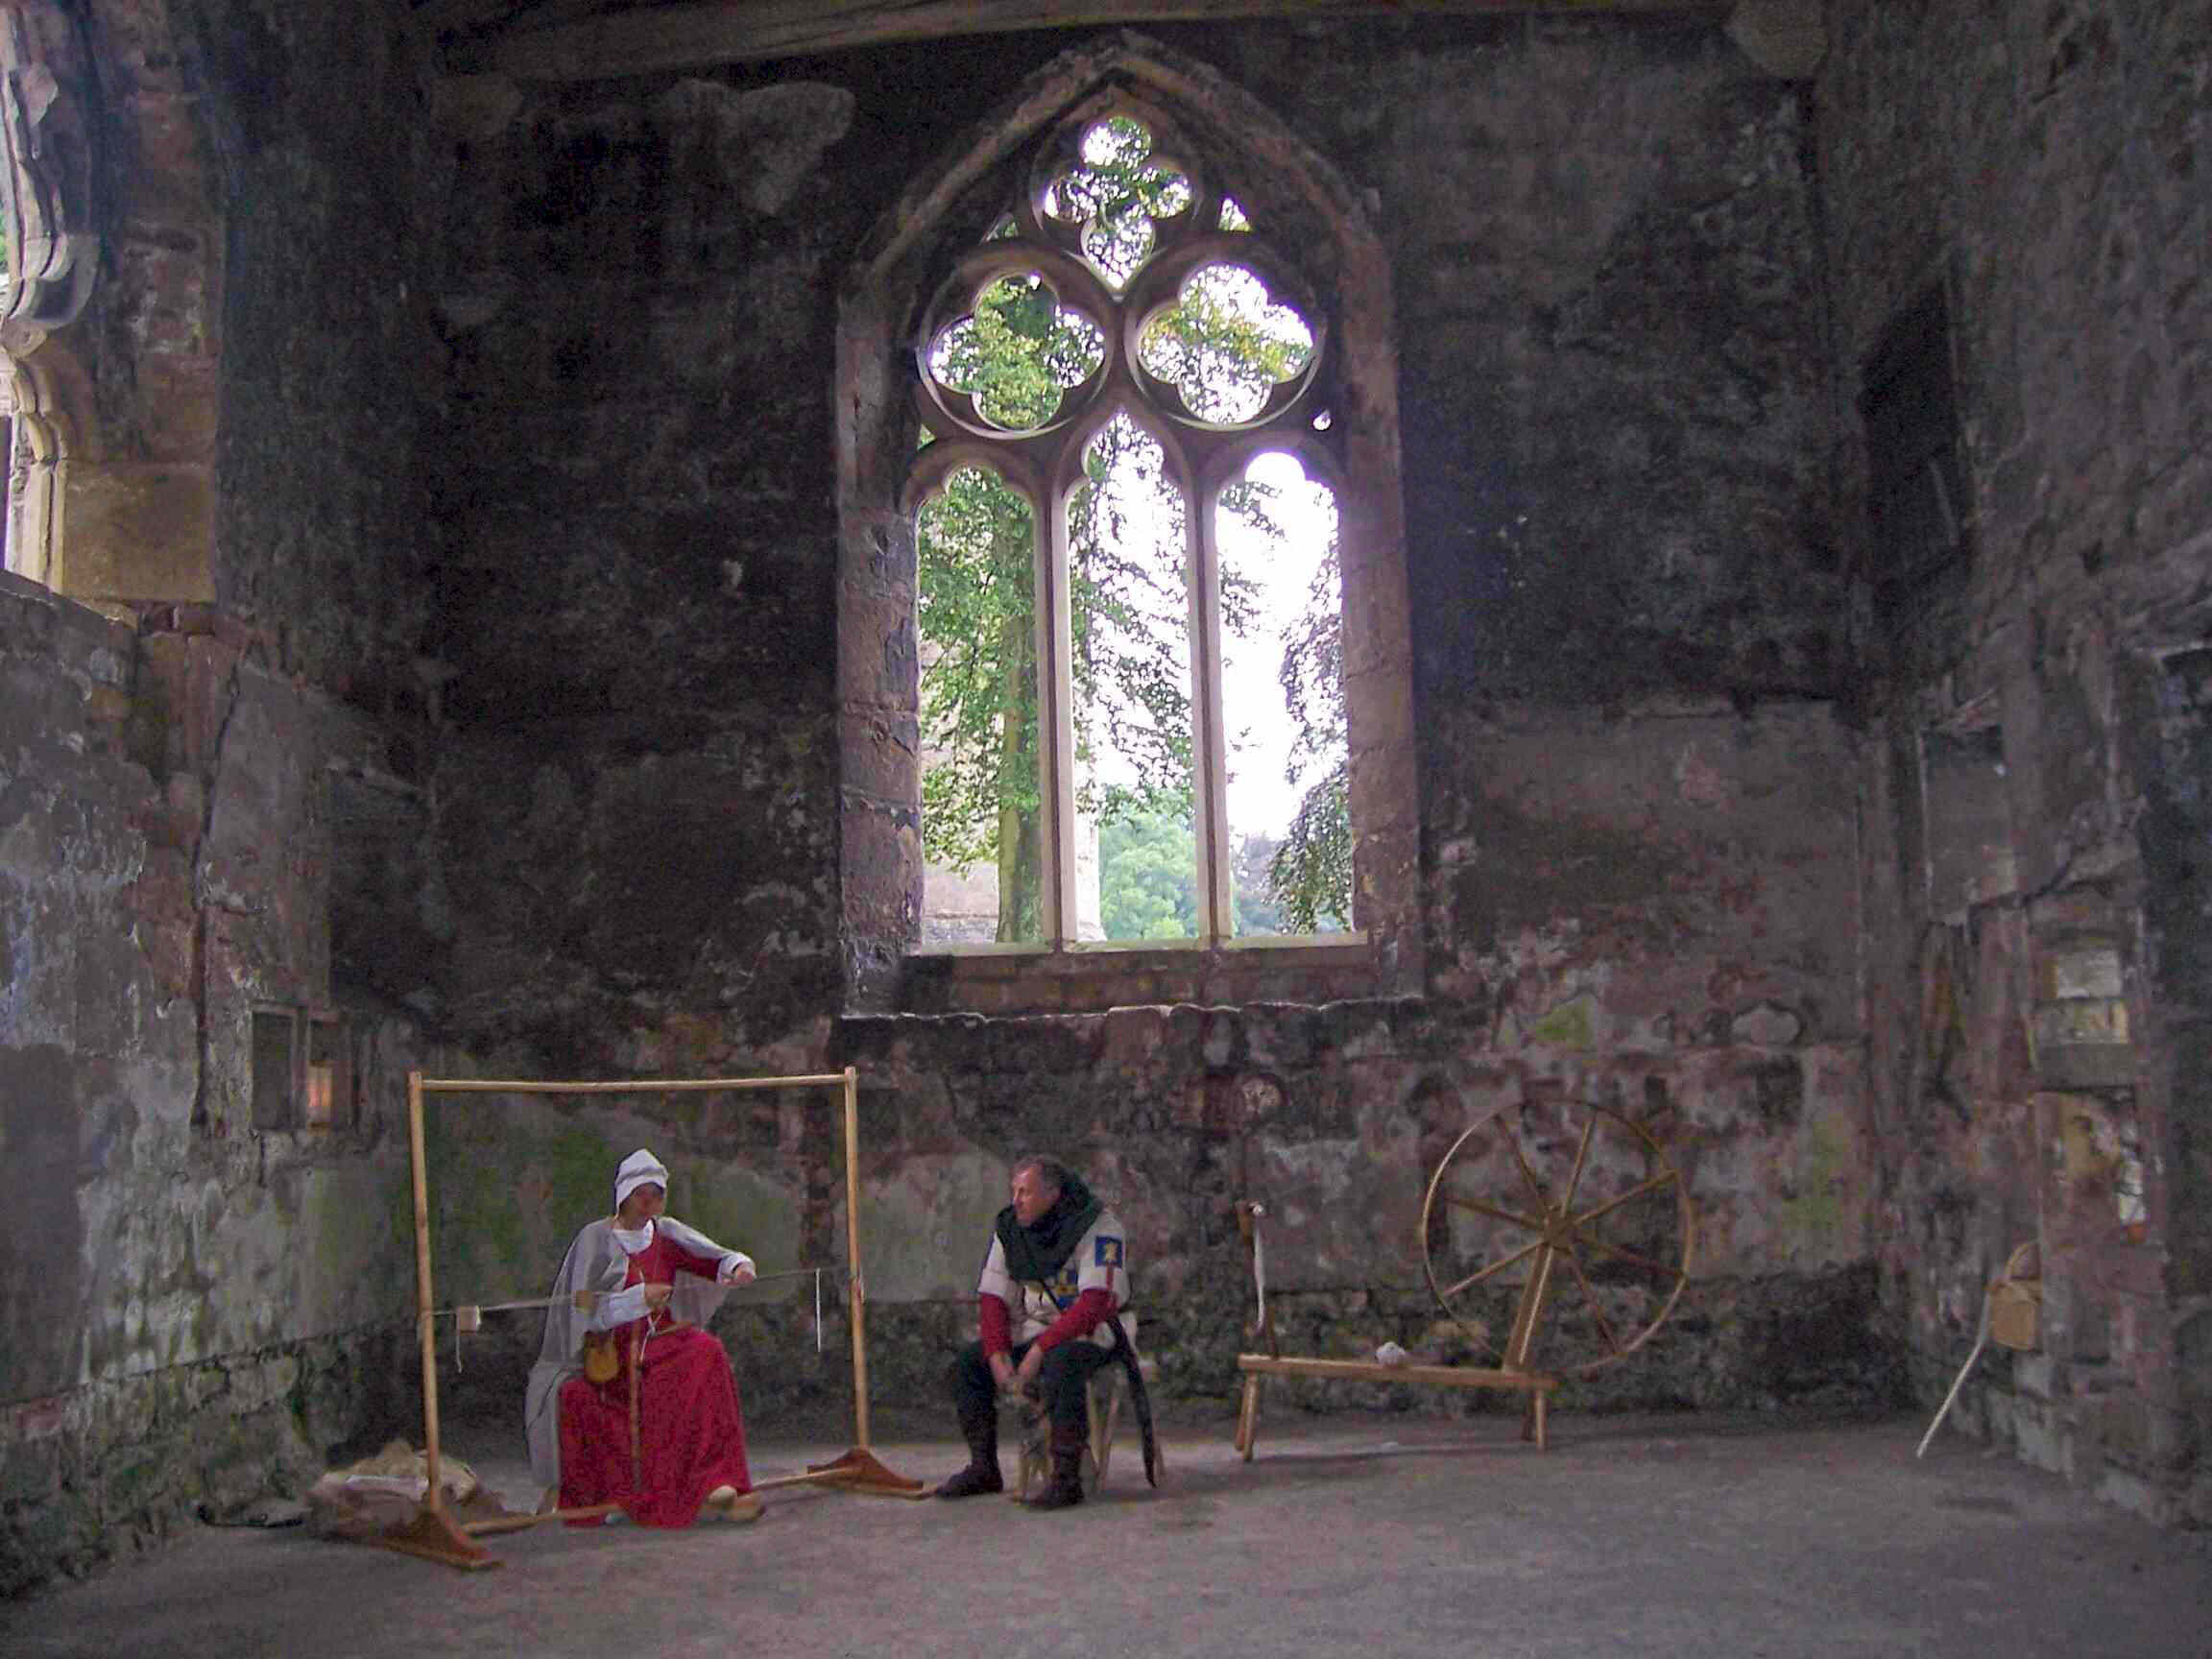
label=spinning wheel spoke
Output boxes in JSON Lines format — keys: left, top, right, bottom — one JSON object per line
{"left": 1441, "top": 1235, "right": 1544, "bottom": 1298}
{"left": 1572, "top": 1232, "right": 1685, "bottom": 1282}
{"left": 1443, "top": 1190, "right": 1543, "bottom": 1231}
{"left": 1561, "top": 1117, "right": 1598, "bottom": 1211}
{"left": 1562, "top": 1246, "right": 1623, "bottom": 1355}
{"left": 1569, "top": 1168, "right": 1677, "bottom": 1231}
{"left": 1504, "top": 1126, "right": 1551, "bottom": 1213}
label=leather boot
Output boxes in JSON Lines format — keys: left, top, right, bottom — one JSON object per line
{"left": 934, "top": 1398, "right": 1003, "bottom": 1499}
{"left": 1027, "top": 1416, "right": 1087, "bottom": 1510}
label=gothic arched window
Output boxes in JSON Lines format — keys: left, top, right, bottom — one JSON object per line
{"left": 910, "top": 111, "right": 1352, "bottom": 950}
{"left": 839, "top": 49, "right": 1419, "bottom": 1010}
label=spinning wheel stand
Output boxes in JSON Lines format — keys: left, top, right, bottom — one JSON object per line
{"left": 1234, "top": 1097, "right": 1695, "bottom": 1459}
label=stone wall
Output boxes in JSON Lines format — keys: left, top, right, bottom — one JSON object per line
{"left": 414, "top": 17, "right": 1887, "bottom": 1453}
{"left": 1818, "top": 0, "right": 2211, "bottom": 1522}
{"left": 0, "top": 576, "right": 431, "bottom": 1595}
{"left": 0, "top": 0, "right": 450, "bottom": 1597}
{"left": 180, "top": 0, "right": 450, "bottom": 700}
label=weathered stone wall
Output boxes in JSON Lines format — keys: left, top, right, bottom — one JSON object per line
{"left": 0, "top": 576, "right": 431, "bottom": 1595}
{"left": 1, "top": 0, "right": 452, "bottom": 1597}
{"left": 1263, "top": 16, "right": 1839, "bottom": 707}
{"left": 1818, "top": 0, "right": 2211, "bottom": 1522}
{"left": 176, "top": 0, "right": 449, "bottom": 700}
{"left": 416, "top": 17, "right": 1884, "bottom": 1449}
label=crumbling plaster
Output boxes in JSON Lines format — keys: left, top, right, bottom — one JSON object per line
{"left": 1819, "top": 0, "right": 2211, "bottom": 1523}
{"left": 2, "top": 0, "right": 458, "bottom": 1595}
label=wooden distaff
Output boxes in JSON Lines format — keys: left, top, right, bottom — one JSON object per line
{"left": 628, "top": 1322, "right": 644, "bottom": 1494}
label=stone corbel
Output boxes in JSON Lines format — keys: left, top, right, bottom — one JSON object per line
{"left": 1725, "top": 0, "right": 1825, "bottom": 81}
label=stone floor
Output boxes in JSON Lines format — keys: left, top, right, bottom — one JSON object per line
{"left": 1, "top": 1411, "right": 2205, "bottom": 1658}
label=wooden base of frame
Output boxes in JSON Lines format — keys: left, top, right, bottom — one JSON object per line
{"left": 372, "top": 1503, "right": 501, "bottom": 1571}
{"left": 802, "top": 1446, "right": 930, "bottom": 1500}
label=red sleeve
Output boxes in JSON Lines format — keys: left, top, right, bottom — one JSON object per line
{"left": 1031, "top": 1287, "right": 1116, "bottom": 1354}
{"left": 979, "top": 1292, "right": 1012, "bottom": 1357}
{"left": 666, "top": 1238, "right": 728, "bottom": 1281}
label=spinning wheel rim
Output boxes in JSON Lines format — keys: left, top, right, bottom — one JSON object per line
{"left": 1418, "top": 1103, "right": 1696, "bottom": 1378}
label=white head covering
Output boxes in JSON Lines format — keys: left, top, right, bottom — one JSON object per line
{"left": 613, "top": 1147, "right": 670, "bottom": 1214}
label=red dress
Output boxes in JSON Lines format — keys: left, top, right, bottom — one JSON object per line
{"left": 557, "top": 1229, "right": 753, "bottom": 1527}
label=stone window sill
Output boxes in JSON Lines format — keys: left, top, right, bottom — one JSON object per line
{"left": 900, "top": 936, "right": 1379, "bottom": 1014}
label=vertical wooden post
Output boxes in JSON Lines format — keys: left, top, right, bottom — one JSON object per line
{"left": 842, "top": 1066, "right": 871, "bottom": 1451}
{"left": 407, "top": 1070, "right": 444, "bottom": 1512}
{"left": 1503, "top": 1243, "right": 1557, "bottom": 1374}
{"left": 1235, "top": 1373, "right": 1262, "bottom": 1460}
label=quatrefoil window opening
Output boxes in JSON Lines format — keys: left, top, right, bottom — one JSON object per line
{"left": 1042, "top": 114, "right": 1194, "bottom": 290}
{"left": 927, "top": 272, "right": 1107, "bottom": 434}
{"left": 1136, "top": 263, "right": 1314, "bottom": 427}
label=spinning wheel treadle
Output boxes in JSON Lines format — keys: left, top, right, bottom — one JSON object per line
{"left": 1419, "top": 1100, "right": 1695, "bottom": 1379}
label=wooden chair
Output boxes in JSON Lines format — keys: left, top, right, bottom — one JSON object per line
{"left": 1009, "top": 1360, "right": 1157, "bottom": 1501}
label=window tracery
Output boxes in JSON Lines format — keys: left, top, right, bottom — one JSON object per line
{"left": 908, "top": 110, "right": 1352, "bottom": 950}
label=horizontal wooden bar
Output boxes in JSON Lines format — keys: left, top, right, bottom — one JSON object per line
{"left": 484, "top": 0, "right": 1735, "bottom": 83}
{"left": 419, "top": 1073, "right": 850, "bottom": 1094}
{"left": 460, "top": 1502, "right": 620, "bottom": 1536}
{"left": 1236, "top": 1354, "right": 1558, "bottom": 1390}
{"left": 752, "top": 1466, "right": 864, "bottom": 1492}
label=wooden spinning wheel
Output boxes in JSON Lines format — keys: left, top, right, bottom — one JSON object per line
{"left": 1419, "top": 1100, "right": 1695, "bottom": 1379}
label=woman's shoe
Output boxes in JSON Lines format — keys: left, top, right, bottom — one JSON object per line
{"left": 705, "top": 1485, "right": 763, "bottom": 1525}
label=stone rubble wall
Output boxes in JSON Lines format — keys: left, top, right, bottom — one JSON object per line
{"left": 0, "top": 580, "right": 425, "bottom": 1595}
{"left": 0, "top": 0, "right": 462, "bottom": 1597}
{"left": 1818, "top": 0, "right": 2211, "bottom": 1523}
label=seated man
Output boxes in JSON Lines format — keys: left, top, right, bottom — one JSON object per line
{"left": 936, "top": 1155, "right": 1149, "bottom": 1510}
{"left": 524, "top": 1148, "right": 763, "bottom": 1527}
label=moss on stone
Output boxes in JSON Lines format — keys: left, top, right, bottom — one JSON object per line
{"left": 1779, "top": 1112, "right": 1852, "bottom": 1250}
{"left": 1529, "top": 996, "right": 1598, "bottom": 1049}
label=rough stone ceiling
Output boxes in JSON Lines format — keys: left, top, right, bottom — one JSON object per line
{"left": 419, "top": 0, "right": 1756, "bottom": 82}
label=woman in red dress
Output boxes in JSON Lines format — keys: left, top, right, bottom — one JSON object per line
{"left": 525, "top": 1148, "right": 761, "bottom": 1526}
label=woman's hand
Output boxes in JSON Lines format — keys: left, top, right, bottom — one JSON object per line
{"left": 722, "top": 1261, "right": 757, "bottom": 1287}
{"left": 641, "top": 1282, "right": 674, "bottom": 1310}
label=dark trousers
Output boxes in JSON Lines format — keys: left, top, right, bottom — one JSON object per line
{"left": 951, "top": 1337, "right": 1115, "bottom": 1435}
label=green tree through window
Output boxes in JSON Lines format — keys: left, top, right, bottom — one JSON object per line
{"left": 913, "top": 113, "right": 1351, "bottom": 947}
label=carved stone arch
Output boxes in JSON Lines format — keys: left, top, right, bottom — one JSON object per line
{"left": 0, "top": 0, "right": 220, "bottom": 604}
{"left": 836, "top": 31, "right": 1419, "bottom": 1010}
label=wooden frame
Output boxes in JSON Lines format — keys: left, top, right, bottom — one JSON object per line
{"left": 1228, "top": 1202, "right": 1558, "bottom": 1464}
{"left": 396, "top": 1065, "right": 924, "bottom": 1571}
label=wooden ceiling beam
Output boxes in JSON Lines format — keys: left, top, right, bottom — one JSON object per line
{"left": 413, "top": 0, "right": 529, "bottom": 36}
{"left": 478, "top": 0, "right": 1735, "bottom": 83}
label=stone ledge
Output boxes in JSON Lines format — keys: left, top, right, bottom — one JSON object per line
{"left": 902, "top": 940, "right": 1380, "bottom": 1014}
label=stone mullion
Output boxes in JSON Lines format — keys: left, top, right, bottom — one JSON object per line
{"left": 1042, "top": 430, "right": 1082, "bottom": 950}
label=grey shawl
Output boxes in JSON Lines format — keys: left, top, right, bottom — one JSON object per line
{"left": 523, "top": 1215, "right": 751, "bottom": 1492}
